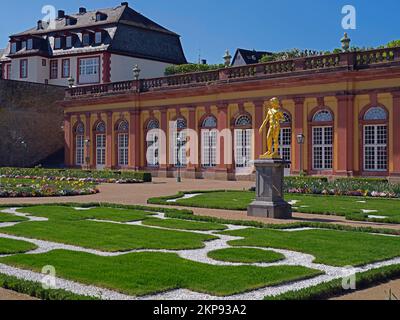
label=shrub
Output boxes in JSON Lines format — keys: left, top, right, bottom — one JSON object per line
{"left": 0, "top": 274, "right": 96, "bottom": 300}
{"left": 165, "top": 63, "right": 224, "bottom": 76}
{"left": 0, "top": 167, "right": 152, "bottom": 183}
{"left": 266, "top": 264, "right": 400, "bottom": 300}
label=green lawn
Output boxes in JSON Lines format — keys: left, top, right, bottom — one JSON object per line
{"left": 0, "top": 206, "right": 216, "bottom": 252}
{"left": 142, "top": 218, "right": 227, "bottom": 231}
{"left": 208, "top": 248, "right": 285, "bottom": 264}
{"left": 0, "top": 238, "right": 37, "bottom": 254}
{"left": 149, "top": 191, "right": 400, "bottom": 223}
{"left": 0, "top": 250, "right": 322, "bottom": 296}
{"left": 0, "top": 213, "right": 27, "bottom": 223}
{"left": 220, "top": 228, "right": 400, "bottom": 267}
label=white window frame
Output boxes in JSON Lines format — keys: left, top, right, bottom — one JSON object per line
{"left": 279, "top": 127, "right": 292, "bottom": 167}
{"left": 10, "top": 42, "right": 17, "bottom": 54}
{"left": 82, "top": 33, "right": 90, "bottom": 46}
{"left": 118, "top": 133, "right": 129, "bottom": 167}
{"left": 235, "top": 129, "right": 253, "bottom": 168}
{"left": 75, "top": 135, "right": 84, "bottom": 165}
{"left": 95, "top": 31, "right": 102, "bottom": 44}
{"left": 62, "top": 59, "right": 70, "bottom": 78}
{"left": 27, "top": 39, "right": 33, "bottom": 50}
{"left": 20, "top": 60, "right": 28, "bottom": 78}
{"left": 312, "top": 126, "right": 333, "bottom": 170}
{"left": 79, "top": 57, "right": 100, "bottom": 84}
{"left": 201, "top": 129, "right": 217, "bottom": 168}
{"left": 54, "top": 37, "right": 62, "bottom": 49}
{"left": 96, "top": 134, "right": 106, "bottom": 169}
{"left": 147, "top": 131, "right": 160, "bottom": 167}
{"left": 66, "top": 36, "right": 73, "bottom": 48}
{"left": 363, "top": 125, "right": 388, "bottom": 172}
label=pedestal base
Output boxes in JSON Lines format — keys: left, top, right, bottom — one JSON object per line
{"left": 247, "top": 159, "right": 292, "bottom": 220}
{"left": 247, "top": 200, "right": 292, "bottom": 219}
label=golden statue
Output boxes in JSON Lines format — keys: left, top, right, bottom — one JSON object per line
{"left": 259, "top": 97, "right": 285, "bottom": 159}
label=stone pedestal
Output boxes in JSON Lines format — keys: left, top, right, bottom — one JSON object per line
{"left": 247, "top": 159, "right": 292, "bottom": 219}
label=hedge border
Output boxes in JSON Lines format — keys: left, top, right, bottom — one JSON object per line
{"left": 266, "top": 264, "right": 400, "bottom": 300}
{"left": 148, "top": 190, "right": 400, "bottom": 225}
{"left": 0, "top": 273, "right": 98, "bottom": 300}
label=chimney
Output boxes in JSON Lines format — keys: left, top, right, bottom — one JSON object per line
{"left": 79, "top": 7, "right": 87, "bottom": 14}
{"left": 37, "top": 20, "right": 43, "bottom": 30}
{"left": 121, "top": 2, "right": 129, "bottom": 6}
{"left": 58, "top": 10, "right": 65, "bottom": 19}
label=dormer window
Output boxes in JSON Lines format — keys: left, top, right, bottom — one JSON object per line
{"left": 54, "top": 37, "right": 62, "bottom": 49}
{"left": 10, "top": 42, "right": 17, "bottom": 54}
{"left": 66, "top": 35, "right": 73, "bottom": 48}
{"left": 27, "top": 39, "right": 33, "bottom": 50}
{"left": 21, "top": 40, "right": 27, "bottom": 49}
{"left": 95, "top": 12, "right": 107, "bottom": 22}
{"left": 95, "top": 31, "right": 102, "bottom": 44}
{"left": 82, "top": 33, "right": 90, "bottom": 46}
{"left": 65, "top": 16, "right": 77, "bottom": 26}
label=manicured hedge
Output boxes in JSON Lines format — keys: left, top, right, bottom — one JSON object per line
{"left": 0, "top": 167, "right": 152, "bottom": 183}
{"left": 266, "top": 264, "right": 400, "bottom": 300}
{"left": 0, "top": 273, "right": 97, "bottom": 300}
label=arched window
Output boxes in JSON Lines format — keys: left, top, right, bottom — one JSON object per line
{"left": 363, "top": 106, "right": 388, "bottom": 172}
{"left": 201, "top": 116, "right": 217, "bottom": 168}
{"left": 146, "top": 119, "right": 160, "bottom": 167}
{"left": 235, "top": 115, "right": 252, "bottom": 127}
{"left": 313, "top": 110, "right": 333, "bottom": 122}
{"left": 173, "top": 117, "right": 187, "bottom": 168}
{"left": 75, "top": 122, "right": 85, "bottom": 166}
{"left": 311, "top": 109, "right": 333, "bottom": 171}
{"left": 234, "top": 114, "right": 253, "bottom": 169}
{"left": 278, "top": 112, "right": 292, "bottom": 170}
{"left": 116, "top": 120, "right": 129, "bottom": 167}
{"left": 94, "top": 121, "right": 106, "bottom": 169}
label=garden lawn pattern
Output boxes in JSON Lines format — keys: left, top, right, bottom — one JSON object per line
{"left": 0, "top": 250, "right": 321, "bottom": 297}
{"left": 0, "top": 207, "right": 216, "bottom": 251}
{"left": 208, "top": 248, "right": 285, "bottom": 264}
{"left": 221, "top": 228, "right": 400, "bottom": 267}
{"left": 0, "top": 238, "right": 37, "bottom": 255}
{"left": 1, "top": 205, "right": 400, "bottom": 300}
{"left": 142, "top": 218, "right": 227, "bottom": 231}
{"left": 0, "top": 213, "right": 27, "bottom": 223}
{"left": 149, "top": 191, "right": 400, "bottom": 223}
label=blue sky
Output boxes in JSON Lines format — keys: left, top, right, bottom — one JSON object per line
{"left": 1, "top": 0, "right": 400, "bottom": 64}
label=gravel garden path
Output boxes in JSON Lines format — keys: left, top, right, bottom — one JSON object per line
{"left": 1, "top": 207, "right": 400, "bottom": 300}
{"left": 1, "top": 178, "right": 399, "bottom": 231}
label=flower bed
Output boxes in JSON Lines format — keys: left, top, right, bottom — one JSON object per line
{"left": 0, "top": 178, "right": 99, "bottom": 198}
{"left": 0, "top": 167, "right": 152, "bottom": 184}
{"left": 284, "top": 177, "right": 400, "bottom": 198}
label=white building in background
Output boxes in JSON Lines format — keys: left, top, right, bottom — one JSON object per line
{"left": 0, "top": 2, "right": 187, "bottom": 86}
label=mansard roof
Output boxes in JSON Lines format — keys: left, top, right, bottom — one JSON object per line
{"left": 7, "top": 3, "right": 187, "bottom": 64}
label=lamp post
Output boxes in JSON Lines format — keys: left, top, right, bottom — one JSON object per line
{"left": 84, "top": 139, "right": 91, "bottom": 170}
{"left": 176, "top": 136, "right": 182, "bottom": 183}
{"left": 20, "top": 140, "right": 27, "bottom": 168}
{"left": 296, "top": 133, "right": 305, "bottom": 175}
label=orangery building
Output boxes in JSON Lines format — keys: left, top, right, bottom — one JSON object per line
{"left": 61, "top": 47, "right": 400, "bottom": 180}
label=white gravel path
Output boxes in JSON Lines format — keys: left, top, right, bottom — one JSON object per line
{"left": 166, "top": 193, "right": 201, "bottom": 203}
{"left": 0, "top": 206, "right": 400, "bottom": 300}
